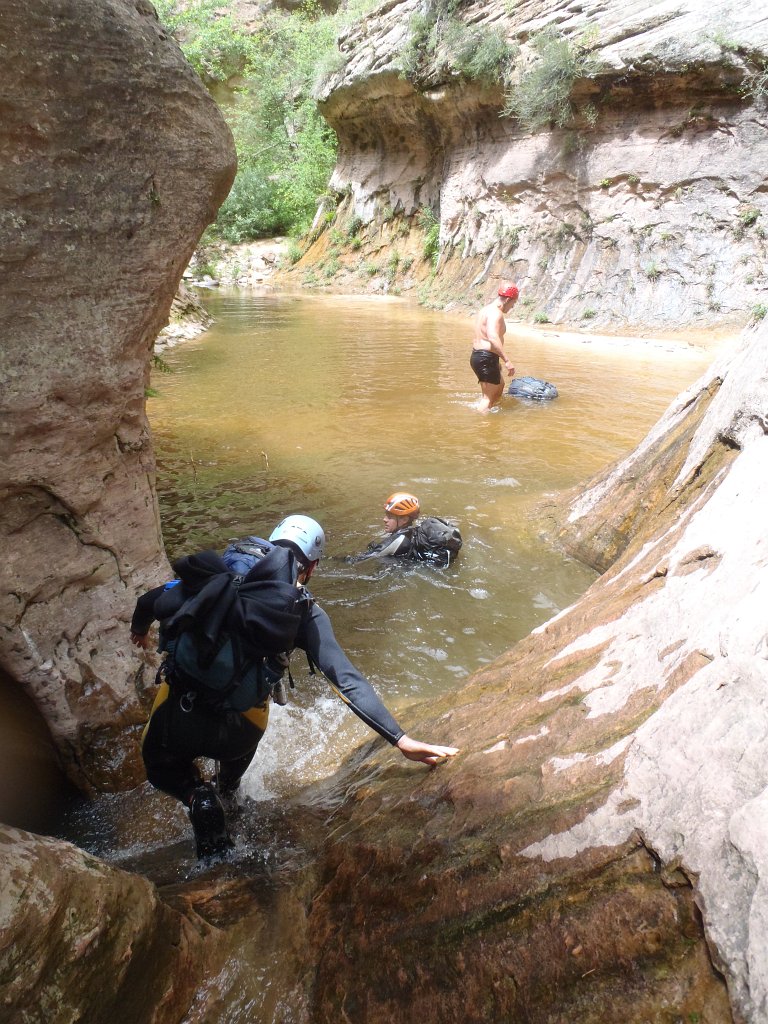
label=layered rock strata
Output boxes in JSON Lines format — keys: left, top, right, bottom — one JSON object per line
{"left": 0, "top": 0, "right": 236, "bottom": 792}
{"left": 306, "top": 0, "right": 768, "bottom": 326}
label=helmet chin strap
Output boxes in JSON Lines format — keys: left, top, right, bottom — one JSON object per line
{"left": 299, "top": 560, "right": 318, "bottom": 584}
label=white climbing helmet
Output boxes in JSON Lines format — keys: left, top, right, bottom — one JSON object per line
{"left": 269, "top": 514, "right": 325, "bottom": 565}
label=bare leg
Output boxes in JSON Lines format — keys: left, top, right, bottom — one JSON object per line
{"left": 476, "top": 381, "right": 504, "bottom": 412}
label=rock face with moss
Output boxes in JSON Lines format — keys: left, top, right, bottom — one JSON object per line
{"left": 0, "top": 0, "right": 236, "bottom": 792}
{"left": 296, "top": 320, "right": 768, "bottom": 1022}
{"left": 308, "top": 0, "right": 768, "bottom": 325}
{"left": 0, "top": 826, "right": 215, "bottom": 1023}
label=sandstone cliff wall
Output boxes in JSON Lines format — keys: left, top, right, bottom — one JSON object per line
{"left": 296, "top": 0, "right": 768, "bottom": 327}
{"left": 0, "top": 0, "right": 236, "bottom": 792}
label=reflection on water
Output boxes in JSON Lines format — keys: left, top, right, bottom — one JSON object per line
{"left": 145, "top": 291, "right": 713, "bottom": 799}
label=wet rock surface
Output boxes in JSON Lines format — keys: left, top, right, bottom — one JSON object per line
{"left": 0, "top": 825, "right": 215, "bottom": 1024}
{"left": 291, "top": 322, "right": 768, "bottom": 1022}
{"left": 3, "top": 3, "right": 768, "bottom": 1021}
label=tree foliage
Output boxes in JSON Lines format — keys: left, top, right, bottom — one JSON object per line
{"left": 153, "top": 0, "right": 259, "bottom": 81}
{"left": 155, "top": 1, "right": 379, "bottom": 240}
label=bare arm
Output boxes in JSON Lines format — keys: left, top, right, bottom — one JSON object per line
{"left": 486, "top": 310, "right": 515, "bottom": 376}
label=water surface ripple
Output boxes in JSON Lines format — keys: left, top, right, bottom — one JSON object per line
{"left": 142, "top": 291, "right": 712, "bottom": 799}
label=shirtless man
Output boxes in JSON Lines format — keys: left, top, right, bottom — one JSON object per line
{"left": 470, "top": 282, "right": 519, "bottom": 412}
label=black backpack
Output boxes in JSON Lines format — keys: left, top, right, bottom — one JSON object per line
{"left": 156, "top": 546, "right": 306, "bottom": 711}
{"left": 411, "top": 517, "right": 463, "bottom": 565}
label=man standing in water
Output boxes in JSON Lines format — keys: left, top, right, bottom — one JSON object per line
{"left": 470, "top": 282, "right": 520, "bottom": 412}
{"left": 130, "top": 515, "right": 459, "bottom": 859}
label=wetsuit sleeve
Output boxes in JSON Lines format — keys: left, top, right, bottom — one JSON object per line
{"left": 130, "top": 582, "right": 187, "bottom": 635}
{"left": 360, "top": 529, "right": 413, "bottom": 559}
{"left": 296, "top": 603, "right": 405, "bottom": 745}
{"left": 130, "top": 585, "right": 167, "bottom": 635}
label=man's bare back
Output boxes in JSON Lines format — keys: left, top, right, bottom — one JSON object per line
{"left": 473, "top": 302, "right": 509, "bottom": 359}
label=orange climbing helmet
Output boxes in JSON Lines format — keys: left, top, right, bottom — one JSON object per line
{"left": 384, "top": 492, "right": 420, "bottom": 518}
{"left": 498, "top": 282, "right": 519, "bottom": 300}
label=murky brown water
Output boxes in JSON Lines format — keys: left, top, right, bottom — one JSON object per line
{"left": 144, "top": 290, "right": 713, "bottom": 801}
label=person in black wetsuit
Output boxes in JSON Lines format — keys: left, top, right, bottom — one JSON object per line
{"left": 361, "top": 493, "right": 462, "bottom": 566}
{"left": 363, "top": 492, "right": 422, "bottom": 559}
{"left": 130, "top": 514, "right": 458, "bottom": 858}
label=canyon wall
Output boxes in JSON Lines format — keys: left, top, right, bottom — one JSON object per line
{"left": 0, "top": 0, "right": 236, "bottom": 792}
{"left": 294, "top": 0, "right": 768, "bottom": 327}
{"left": 0, "top": 825, "right": 216, "bottom": 1024}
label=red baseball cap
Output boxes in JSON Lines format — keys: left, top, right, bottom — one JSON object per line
{"left": 498, "top": 282, "right": 519, "bottom": 300}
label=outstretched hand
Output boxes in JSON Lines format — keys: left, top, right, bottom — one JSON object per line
{"left": 396, "top": 734, "right": 459, "bottom": 766}
{"left": 130, "top": 631, "right": 150, "bottom": 650}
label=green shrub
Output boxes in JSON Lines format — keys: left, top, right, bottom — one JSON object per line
{"left": 151, "top": 354, "right": 174, "bottom": 374}
{"left": 581, "top": 307, "right": 597, "bottom": 319}
{"left": 286, "top": 240, "right": 304, "bottom": 264}
{"left": 323, "top": 256, "right": 341, "bottom": 278}
{"left": 215, "top": 166, "right": 292, "bottom": 241}
{"left": 417, "top": 206, "right": 441, "bottom": 266}
{"left": 155, "top": 0, "right": 382, "bottom": 242}
{"left": 503, "top": 25, "right": 600, "bottom": 130}
{"left": 153, "top": 0, "right": 259, "bottom": 82}
{"left": 438, "top": 20, "right": 513, "bottom": 85}
{"left": 533, "top": 311, "right": 550, "bottom": 323}
{"left": 740, "top": 65, "right": 768, "bottom": 104}
{"left": 400, "top": 0, "right": 516, "bottom": 86}
{"left": 752, "top": 303, "right": 768, "bottom": 321}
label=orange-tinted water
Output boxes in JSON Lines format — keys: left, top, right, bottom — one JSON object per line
{"left": 145, "top": 290, "right": 714, "bottom": 798}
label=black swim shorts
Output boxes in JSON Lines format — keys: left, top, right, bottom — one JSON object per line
{"left": 470, "top": 348, "right": 502, "bottom": 385}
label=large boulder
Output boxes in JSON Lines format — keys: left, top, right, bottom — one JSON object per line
{"left": 0, "top": 0, "right": 236, "bottom": 793}
{"left": 0, "top": 826, "right": 214, "bottom": 1023}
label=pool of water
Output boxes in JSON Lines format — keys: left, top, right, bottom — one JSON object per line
{"left": 142, "top": 290, "right": 712, "bottom": 801}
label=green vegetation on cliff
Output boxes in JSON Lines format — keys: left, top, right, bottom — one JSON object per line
{"left": 154, "top": 0, "right": 379, "bottom": 240}
{"left": 502, "top": 25, "right": 601, "bottom": 129}
{"left": 400, "top": 0, "right": 515, "bottom": 86}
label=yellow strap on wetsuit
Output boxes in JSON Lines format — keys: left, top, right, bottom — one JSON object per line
{"left": 141, "top": 679, "right": 270, "bottom": 745}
